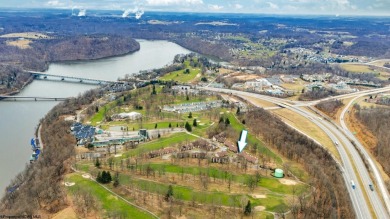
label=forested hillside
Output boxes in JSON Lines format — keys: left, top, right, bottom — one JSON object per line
{"left": 0, "top": 35, "right": 139, "bottom": 95}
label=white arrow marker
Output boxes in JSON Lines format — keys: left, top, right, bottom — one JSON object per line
{"left": 237, "top": 130, "right": 248, "bottom": 153}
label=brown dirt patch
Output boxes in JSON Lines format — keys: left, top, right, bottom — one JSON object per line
{"left": 0, "top": 32, "right": 50, "bottom": 39}
{"left": 346, "top": 108, "right": 377, "bottom": 150}
{"left": 52, "top": 207, "right": 78, "bottom": 219}
{"left": 6, "top": 39, "right": 32, "bottom": 49}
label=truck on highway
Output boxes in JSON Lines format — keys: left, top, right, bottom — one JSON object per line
{"left": 351, "top": 180, "right": 356, "bottom": 189}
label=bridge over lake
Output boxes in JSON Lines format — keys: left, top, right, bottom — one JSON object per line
{"left": 0, "top": 95, "right": 66, "bottom": 101}
{"left": 26, "top": 71, "right": 124, "bottom": 85}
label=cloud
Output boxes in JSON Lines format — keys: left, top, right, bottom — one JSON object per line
{"left": 146, "top": 0, "right": 203, "bottom": 6}
{"left": 46, "top": 0, "right": 65, "bottom": 7}
{"left": 267, "top": 2, "right": 279, "bottom": 9}
{"left": 234, "top": 4, "right": 243, "bottom": 9}
{"left": 208, "top": 4, "right": 223, "bottom": 10}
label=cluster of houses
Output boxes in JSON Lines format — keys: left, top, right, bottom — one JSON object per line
{"left": 230, "top": 75, "right": 299, "bottom": 96}
{"left": 162, "top": 100, "right": 223, "bottom": 114}
{"left": 171, "top": 85, "right": 199, "bottom": 95}
{"left": 288, "top": 47, "right": 360, "bottom": 64}
{"left": 138, "top": 134, "right": 259, "bottom": 166}
{"left": 71, "top": 122, "right": 96, "bottom": 145}
{"left": 302, "top": 73, "right": 381, "bottom": 93}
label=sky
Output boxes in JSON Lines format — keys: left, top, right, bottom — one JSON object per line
{"left": 0, "top": 0, "right": 389, "bottom": 16}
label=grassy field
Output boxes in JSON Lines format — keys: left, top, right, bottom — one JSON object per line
{"left": 340, "top": 63, "right": 375, "bottom": 73}
{"left": 118, "top": 174, "right": 288, "bottom": 211}
{"left": 160, "top": 60, "right": 201, "bottom": 83}
{"left": 241, "top": 96, "right": 277, "bottom": 108}
{"left": 66, "top": 174, "right": 156, "bottom": 218}
{"left": 137, "top": 163, "right": 307, "bottom": 195}
{"left": 273, "top": 109, "right": 340, "bottom": 161}
{"left": 121, "top": 132, "right": 198, "bottom": 158}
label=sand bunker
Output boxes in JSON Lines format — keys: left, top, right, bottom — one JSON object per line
{"left": 64, "top": 182, "right": 75, "bottom": 187}
{"left": 254, "top": 206, "right": 266, "bottom": 211}
{"left": 279, "top": 178, "right": 298, "bottom": 185}
{"left": 82, "top": 174, "right": 91, "bottom": 179}
{"left": 251, "top": 194, "right": 267, "bottom": 199}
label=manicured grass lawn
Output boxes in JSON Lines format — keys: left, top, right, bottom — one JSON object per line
{"left": 66, "top": 174, "right": 155, "bottom": 218}
{"left": 137, "top": 163, "right": 307, "bottom": 195}
{"left": 122, "top": 132, "right": 198, "bottom": 158}
{"left": 118, "top": 174, "right": 287, "bottom": 211}
{"left": 160, "top": 60, "right": 201, "bottom": 83}
{"left": 160, "top": 69, "right": 199, "bottom": 83}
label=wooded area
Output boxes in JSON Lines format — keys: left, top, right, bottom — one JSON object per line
{"left": 0, "top": 88, "right": 104, "bottom": 214}
{"left": 355, "top": 106, "right": 390, "bottom": 190}
{"left": 243, "top": 109, "right": 355, "bottom": 218}
{"left": 0, "top": 35, "right": 139, "bottom": 94}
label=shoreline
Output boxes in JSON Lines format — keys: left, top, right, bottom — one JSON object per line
{"left": 0, "top": 39, "right": 141, "bottom": 97}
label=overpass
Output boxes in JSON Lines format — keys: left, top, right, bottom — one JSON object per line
{"left": 26, "top": 71, "right": 124, "bottom": 85}
{"left": 0, "top": 95, "right": 66, "bottom": 101}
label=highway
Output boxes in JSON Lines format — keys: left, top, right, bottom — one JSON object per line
{"left": 201, "top": 86, "right": 390, "bottom": 219}
{"left": 340, "top": 93, "right": 390, "bottom": 215}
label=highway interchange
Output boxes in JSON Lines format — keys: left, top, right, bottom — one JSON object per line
{"left": 201, "top": 86, "right": 390, "bottom": 219}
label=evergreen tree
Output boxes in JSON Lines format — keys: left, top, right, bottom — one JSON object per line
{"left": 236, "top": 106, "right": 240, "bottom": 115}
{"left": 107, "top": 171, "right": 112, "bottom": 182}
{"left": 185, "top": 122, "right": 192, "bottom": 132}
{"left": 244, "top": 200, "right": 252, "bottom": 216}
{"left": 169, "top": 123, "right": 172, "bottom": 128}
{"left": 193, "top": 119, "right": 197, "bottom": 127}
{"left": 219, "top": 117, "right": 224, "bottom": 123}
{"left": 242, "top": 119, "right": 246, "bottom": 124}
{"left": 165, "top": 185, "right": 174, "bottom": 201}
{"left": 186, "top": 95, "right": 189, "bottom": 101}
{"left": 101, "top": 171, "right": 107, "bottom": 183}
{"left": 225, "top": 118, "right": 230, "bottom": 126}
{"left": 188, "top": 112, "right": 192, "bottom": 118}
{"left": 95, "top": 158, "right": 101, "bottom": 168}
{"left": 96, "top": 171, "right": 102, "bottom": 183}
{"left": 155, "top": 123, "right": 158, "bottom": 129}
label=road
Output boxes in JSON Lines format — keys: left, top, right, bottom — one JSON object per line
{"left": 340, "top": 93, "right": 390, "bottom": 216}
{"left": 201, "top": 86, "right": 390, "bottom": 219}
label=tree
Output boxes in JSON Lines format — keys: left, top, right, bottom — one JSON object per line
{"left": 155, "top": 123, "right": 158, "bottom": 129}
{"left": 236, "top": 106, "right": 240, "bottom": 115}
{"left": 225, "top": 118, "right": 230, "bottom": 126}
{"left": 169, "top": 123, "right": 172, "bottom": 128}
{"left": 185, "top": 122, "right": 192, "bottom": 132}
{"left": 95, "top": 158, "right": 101, "bottom": 168}
{"left": 186, "top": 95, "right": 189, "bottom": 101}
{"left": 151, "top": 84, "right": 157, "bottom": 95}
{"left": 96, "top": 172, "right": 102, "bottom": 183}
{"left": 188, "top": 112, "right": 193, "bottom": 118}
{"left": 244, "top": 200, "right": 252, "bottom": 216}
{"left": 193, "top": 119, "right": 197, "bottom": 127}
{"left": 165, "top": 185, "right": 174, "bottom": 201}
{"left": 242, "top": 119, "right": 246, "bottom": 124}
{"left": 113, "top": 172, "right": 120, "bottom": 187}
{"left": 219, "top": 117, "right": 224, "bottom": 123}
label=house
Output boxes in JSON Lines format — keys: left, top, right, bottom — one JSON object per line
{"left": 211, "top": 151, "right": 229, "bottom": 163}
